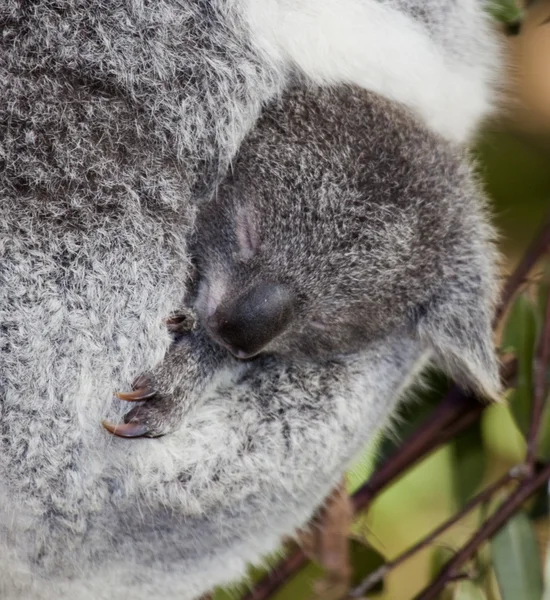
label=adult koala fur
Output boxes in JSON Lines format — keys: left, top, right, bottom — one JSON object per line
{"left": 0, "top": 1, "right": 499, "bottom": 599}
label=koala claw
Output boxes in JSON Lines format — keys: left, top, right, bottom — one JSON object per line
{"left": 115, "top": 387, "right": 157, "bottom": 401}
{"left": 164, "top": 309, "right": 198, "bottom": 335}
{"left": 103, "top": 376, "right": 160, "bottom": 437}
{"left": 101, "top": 419, "right": 152, "bottom": 438}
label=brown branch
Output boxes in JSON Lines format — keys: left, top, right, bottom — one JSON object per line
{"left": 348, "top": 469, "right": 519, "bottom": 597}
{"left": 527, "top": 288, "right": 550, "bottom": 465}
{"left": 414, "top": 461, "right": 550, "bottom": 600}
{"left": 353, "top": 358, "right": 516, "bottom": 514}
{"left": 351, "top": 388, "right": 482, "bottom": 513}
{"left": 494, "top": 216, "right": 550, "bottom": 326}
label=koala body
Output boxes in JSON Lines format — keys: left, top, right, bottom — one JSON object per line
{"left": 108, "top": 85, "right": 499, "bottom": 439}
{"left": 0, "top": 1, "right": 500, "bottom": 599}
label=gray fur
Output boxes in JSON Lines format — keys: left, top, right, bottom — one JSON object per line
{"left": 119, "top": 85, "right": 500, "bottom": 438}
{"left": 0, "top": 1, "right": 499, "bottom": 599}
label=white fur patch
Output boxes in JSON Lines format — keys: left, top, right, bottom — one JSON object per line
{"left": 243, "top": 0, "right": 500, "bottom": 143}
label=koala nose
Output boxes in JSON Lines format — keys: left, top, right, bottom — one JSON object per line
{"left": 207, "top": 282, "right": 295, "bottom": 358}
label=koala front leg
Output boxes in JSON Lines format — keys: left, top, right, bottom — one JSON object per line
{"left": 103, "top": 326, "right": 228, "bottom": 438}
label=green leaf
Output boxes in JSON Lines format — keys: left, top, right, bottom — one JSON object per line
{"left": 487, "top": 0, "right": 522, "bottom": 24}
{"left": 454, "top": 580, "right": 489, "bottom": 600}
{"left": 544, "top": 534, "right": 550, "bottom": 600}
{"left": 491, "top": 511, "right": 544, "bottom": 600}
{"left": 533, "top": 262, "right": 550, "bottom": 460}
{"left": 536, "top": 397, "right": 550, "bottom": 461}
{"left": 451, "top": 421, "right": 486, "bottom": 505}
{"left": 543, "top": 395, "right": 550, "bottom": 600}
{"left": 501, "top": 292, "right": 539, "bottom": 436}
{"left": 537, "top": 261, "right": 550, "bottom": 320}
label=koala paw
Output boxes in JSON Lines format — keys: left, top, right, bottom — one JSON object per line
{"left": 102, "top": 374, "right": 175, "bottom": 438}
{"left": 102, "top": 326, "right": 223, "bottom": 440}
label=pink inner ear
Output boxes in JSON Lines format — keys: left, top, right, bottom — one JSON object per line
{"left": 236, "top": 205, "right": 259, "bottom": 261}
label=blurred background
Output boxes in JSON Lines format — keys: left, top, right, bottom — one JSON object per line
{"left": 214, "top": 2, "right": 550, "bottom": 598}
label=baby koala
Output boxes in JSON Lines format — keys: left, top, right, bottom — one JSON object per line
{"left": 103, "top": 85, "right": 500, "bottom": 438}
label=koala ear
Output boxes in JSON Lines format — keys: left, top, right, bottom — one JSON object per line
{"left": 414, "top": 292, "right": 501, "bottom": 400}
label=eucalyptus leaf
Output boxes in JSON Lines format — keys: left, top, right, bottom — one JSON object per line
{"left": 451, "top": 421, "right": 486, "bottom": 505}
{"left": 491, "top": 511, "right": 543, "bottom": 600}
{"left": 501, "top": 292, "right": 539, "bottom": 436}
{"left": 536, "top": 263, "right": 550, "bottom": 459}
{"left": 544, "top": 528, "right": 550, "bottom": 600}
{"left": 536, "top": 397, "right": 550, "bottom": 461}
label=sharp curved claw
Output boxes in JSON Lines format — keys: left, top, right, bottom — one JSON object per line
{"left": 164, "top": 311, "right": 197, "bottom": 334}
{"left": 115, "top": 387, "right": 156, "bottom": 401}
{"left": 102, "top": 419, "right": 151, "bottom": 438}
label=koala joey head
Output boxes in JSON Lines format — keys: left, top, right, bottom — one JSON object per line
{"left": 190, "top": 86, "right": 501, "bottom": 399}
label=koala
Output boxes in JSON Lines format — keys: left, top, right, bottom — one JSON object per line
{"left": 103, "top": 84, "right": 500, "bottom": 440}
{"left": 0, "top": 1, "right": 500, "bottom": 599}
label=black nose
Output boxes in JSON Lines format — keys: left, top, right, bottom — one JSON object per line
{"left": 207, "top": 282, "right": 295, "bottom": 358}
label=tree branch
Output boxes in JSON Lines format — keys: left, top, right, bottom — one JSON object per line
{"left": 494, "top": 215, "right": 550, "bottom": 326}
{"left": 414, "top": 461, "right": 550, "bottom": 600}
{"left": 349, "top": 469, "right": 519, "bottom": 597}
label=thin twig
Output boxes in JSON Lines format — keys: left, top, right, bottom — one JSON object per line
{"left": 414, "top": 462, "right": 550, "bottom": 600}
{"left": 353, "top": 358, "right": 517, "bottom": 514}
{"left": 527, "top": 288, "right": 550, "bottom": 465}
{"left": 348, "top": 469, "right": 519, "bottom": 597}
{"left": 351, "top": 388, "right": 482, "bottom": 513}
{"left": 494, "top": 216, "right": 550, "bottom": 326}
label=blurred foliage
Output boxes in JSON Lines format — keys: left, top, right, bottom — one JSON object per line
{"left": 501, "top": 293, "right": 539, "bottom": 435}
{"left": 491, "top": 512, "right": 543, "bottom": 600}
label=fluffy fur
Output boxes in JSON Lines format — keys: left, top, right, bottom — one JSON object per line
{"left": 0, "top": 1, "right": 499, "bottom": 598}
{"left": 244, "top": 0, "right": 501, "bottom": 142}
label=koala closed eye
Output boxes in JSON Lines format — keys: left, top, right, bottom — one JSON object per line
{"left": 236, "top": 204, "right": 260, "bottom": 261}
